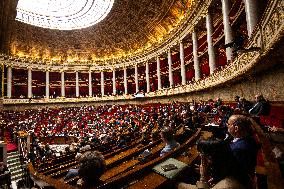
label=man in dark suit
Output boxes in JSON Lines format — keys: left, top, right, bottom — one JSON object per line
{"left": 227, "top": 115, "right": 258, "bottom": 176}
{"left": 249, "top": 94, "right": 270, "bottom": 116}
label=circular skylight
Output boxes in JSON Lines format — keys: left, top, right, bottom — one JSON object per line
{"left": 16, "top": 0, "right": 114, "bottom": 30}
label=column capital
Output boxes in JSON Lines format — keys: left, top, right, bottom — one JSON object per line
{"left": 6, "top": 64, "right": 12, "bottom": 68}
{"left": 45, "top": 67, "right": 51, "bottom": 72}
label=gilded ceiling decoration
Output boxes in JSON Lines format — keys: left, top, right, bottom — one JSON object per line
{"left": 9, "top": 0, "right": 193, "bottom": 65}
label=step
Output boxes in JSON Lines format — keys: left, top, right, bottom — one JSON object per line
{"left": 7, "top": 153, "right": 19, "bottom": 160}
{"left": 11, "top": 169, "right": 23, "bottom": 176}
{"left": 7, "top": 151, "right": 18, "bottom": 156}
{"left": 7, "top": 157, "right": 20, "bottom": 164}
{"left": 9, "top": 165, "right": 22, "bottom": 173}
{"left": 8, "top": 161, "right": 21, "bottom": 168}
{"left": 11, "top": 173, "right": 24, "bottom": 181}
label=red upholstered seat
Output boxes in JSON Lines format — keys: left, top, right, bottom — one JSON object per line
{"left": 260, "top": 105, "right": 284, "bottom": 129}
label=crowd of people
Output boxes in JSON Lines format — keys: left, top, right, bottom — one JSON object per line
{"left": 0, "top": 93, "right": 274, "bottom": 188}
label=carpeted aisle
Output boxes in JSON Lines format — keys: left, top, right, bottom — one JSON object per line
{"left": 4, "top": 130, "right": 18, "bottom": 152}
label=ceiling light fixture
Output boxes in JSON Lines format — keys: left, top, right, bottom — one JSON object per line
{"left": 16, "top": 0, "right": 114, "bottom": 30}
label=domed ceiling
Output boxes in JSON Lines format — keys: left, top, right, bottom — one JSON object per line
{"left": 7, "top": 0, "right": 193, "bottom": 65}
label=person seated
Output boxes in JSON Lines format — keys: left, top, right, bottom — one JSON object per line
{"left": 249, "top": 94, "right": 270, "bottom": 116}
{"left": 235, "top": 96, "right": 241, "bottom": 107}
{"left": 160, "top": 127, "right": 180, "bottom": 156}
{"left": 77, "top": 151, "right": 106, "bottom": 188}
{"left": 116, "top": 135, "right": 127, "bottom": 148}
{"left": 227, "top": 115, "right": 258, "bottom": 177}
{"left": 214, "top": 98, "right": 222, "bottom": 108}
{"left": 178, "top": 139, "right": 254, "bottom": 189}
{"left": 0, "top": 162, "right": 11, "bottom": 188}
{"left": 238, "top": 97, "right": 252, "bottom": 113}
{"left": 64, "top": 151, "right": 106, "bottom": 186}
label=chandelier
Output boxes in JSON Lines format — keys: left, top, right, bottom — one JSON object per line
{"left": 16, "top": 0, "right": 114, "bottom": 30}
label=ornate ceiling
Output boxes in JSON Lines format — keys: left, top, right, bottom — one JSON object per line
{"left": 6, "top": 0, "right": 193, "bottom": 65}
{"left": 16, "top": 0, "right": 115, "bottom": 30}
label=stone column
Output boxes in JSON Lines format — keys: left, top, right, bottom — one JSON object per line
{"left": 135, "top": 64, "right": 139, "bottom": 93}
{"left": 156, "top": 56, "right": 162, "bottom": 90}
{"left": 61, "top": 71, "right": 65, "bottom": 97}
{"left": 206, "top": 12, "right": 216, "bottom": 74}
{"left": 168, "top": 49, "right": 173, "bottom": 87}
{"left": 28, "top": 68, "right": 32, "bottom": 98}
{"left": 45, "top": 70, "right": 49, "bottom": 98}
{"left": 113, "top": 69, "right": 116, "bottom": 95}
{"left": 180, "top": 41, "right": 186, "bottom": 85}
{"left": 7, "top": 66, "right": 12, "bottom": 98}
{"left": 145, "top": 61, "right": 150, "bottom": 92}
{"left": 244, "top": 0, "right": 259, "bottom": 37}
{"left": 221, "top": 0, "right": 234, "bottom": 61}
{"left": 75, "top": 71, "right": 79, "bottom": 97}
{"left": 101, "top": 71, "right": 104, "bottom": 96}
{"left": 88, "top": 70, "right": 92, "bottom": 97}
{"left": 192, "top": 31, "right": 201, "bottom": 80}
{"left": 124, "top": 67, "right": 128, "bottom": 94}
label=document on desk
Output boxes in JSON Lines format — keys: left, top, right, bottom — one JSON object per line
{"left": 205, "top": 123, "right": 219, "bottom": 127}
{"left": 152, "top": 158, "right": 188, "bottom": 179}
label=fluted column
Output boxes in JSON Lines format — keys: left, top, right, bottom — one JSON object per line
{"left": 168, "top": 50, "right": 173, "bottom": 87}
{"left": 156, "top": 56, "right": 162, "bottom": 90}
{"left": 45, "top": 70, "right": 49, "bottom": 98}
{"left": 244, "top": 0, "right": 259, "bottom": 37}
{"left": 145, "top": 61, "right": 150, "bottom": 92}
{"left": 179, "top": 41, "right": 186, "bottom": 85}
{"left": 135, "top": 64, "right": 139, "bottom": 93}
{"left": 88, "top": 70, "right": 92, "bottom": 97}
{"left": 112, "top": 69, "right": 116, "bottom": 95}
{"left": 124, "top": 67, "right": 128, "bottom": 94}
{"left": 27, "top": 68, "right": 32, "bottom": 98}
{"left": 7, "top": 66, "right": 12, "bottom": 98}
{"left": 221, "top": 0, "right": 234, "bottom": 61}
{"left": 61, "top": 71, "right": 65, "bottom": 97}
{"left": 75, "top": 71, "right": 79, "bottom": 97}
{"left": 101, "top": 71, "right": 104, "bottom": 96}
{"left": 192, "top": 31, "right": 201, "bottom": 80}
{"left": 206, "top": 12, "right": 216, "bottom": 74}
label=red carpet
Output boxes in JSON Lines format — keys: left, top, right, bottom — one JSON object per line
{"left": 4, "top": 130, "right": 18, "bottom": 152}
{"left": 7, "top": 143, "right": 18, "bottom": 152}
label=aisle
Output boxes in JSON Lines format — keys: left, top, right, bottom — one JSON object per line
{"left": 4, "top": 130, "right": 18, "bottom": 152}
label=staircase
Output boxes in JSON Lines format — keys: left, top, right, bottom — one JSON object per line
{"left": 7, "top": 151, "right": 25, "bottom": 183}
{"left": 4, "top": 130, "right": 18, "bottom": 152}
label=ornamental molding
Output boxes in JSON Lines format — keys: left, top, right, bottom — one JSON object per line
{"left": 2, "top": 0, "right": 213, "bottom": 71}
{"left": 2, "top": 0, "right": 283, "bottom": 104}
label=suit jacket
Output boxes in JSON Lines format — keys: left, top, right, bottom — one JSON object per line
{"left": 230, "top": 137, "right": 258, "bottom": 176}
{"left": 249, "top": 100, "right": 270, "bottom": 116}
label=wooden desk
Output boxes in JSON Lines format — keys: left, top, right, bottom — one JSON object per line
{"left": 126, "top": 131, "right": 212, "bottom": 189}
{"left": 127, "top": 147, "right": 199, "bottom": 189}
